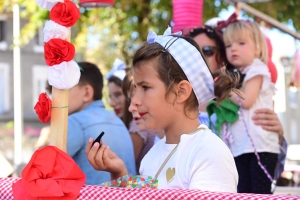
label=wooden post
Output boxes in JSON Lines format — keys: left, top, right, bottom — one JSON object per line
{"left": 49, "top": 87, "right": 69, "bottom": 152}
{"left": 226, "top": 0, "right": 300, "bottom": 40}
{"left": 234, "top": 2, "right": 240, "bottom": 17}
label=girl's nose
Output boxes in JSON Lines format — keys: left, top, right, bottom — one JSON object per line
{"left": 128, "top": 102, "right": 137, "bottom": 113}
{"left": 231, "top": 43, "right": 237, "bottom": 51}
{"left": 130, "top": 89, "right": 141, "bottom": 108}
{"left": 108, "top": 97, "right": 116, "bottom": 108}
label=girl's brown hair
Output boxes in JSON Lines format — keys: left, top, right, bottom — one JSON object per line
{"left": 132, "top": 36, "right": 239, "bottom": 115}
{"left": 121, "top": 71, "right": 134, "bottom": 128}
{"left": 213, "top": 69, "right": 241, "bottom": 103}
{"left": 108, "top": 75, "right": 132, "bottom": 129}
{"left": 122, "top": 70, "right": 134, "bottom": 100}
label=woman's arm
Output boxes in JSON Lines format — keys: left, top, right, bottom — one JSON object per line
{"left": 230, "top": 75, "right": 263, "bottom": 109}
{"left": 252, "top": 108, "right": 284, "bottom": 145}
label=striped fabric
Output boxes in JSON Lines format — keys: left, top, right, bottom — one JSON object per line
{"left": 150, "top": 28, "right": 215, "bottom": 106}
{"left": 172, "top": 0, "right": 204, "bottom": 32}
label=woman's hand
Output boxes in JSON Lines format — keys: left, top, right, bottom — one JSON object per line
{"left": 252, "top": 108, "right": 284, "bottom": 144}
{"left": 85, "top": 138, "right": 128, "bottom": 179}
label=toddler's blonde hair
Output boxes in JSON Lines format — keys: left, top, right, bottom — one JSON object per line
{"left": 223, "top": 20, "right": 268, "bottom": 64}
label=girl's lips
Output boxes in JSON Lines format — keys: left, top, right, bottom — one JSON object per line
{"left": 134, "top": 117, "right": 141, "bottom": 122}
{"left": 139, "top": 112, "right": 146, "bottom": 118}
{"left": 114, "top": 109, "right": 121, "bottom": 114}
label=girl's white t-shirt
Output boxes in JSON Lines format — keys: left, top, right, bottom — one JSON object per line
{"left": 139, "top": 124, "right": 238, "bottom": 193}
{"left": 228, "top": 58, "right": 279, "bottom": 157}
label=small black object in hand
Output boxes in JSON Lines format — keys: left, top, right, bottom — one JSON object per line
{"left": 92, "top": 131, "right": 105, "bottom": 148}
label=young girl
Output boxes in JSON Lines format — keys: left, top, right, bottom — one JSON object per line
{"left": 122, "top": 71, "right": 164, "bottom": 144}
{"left": 222, "top": 21, "right": 279, "bottom": 194}
{"left": 86, "top": 28, "right": 238, "bottom": 192}
{"left": 107, "top": 60, "right": 156, "bottom": 174}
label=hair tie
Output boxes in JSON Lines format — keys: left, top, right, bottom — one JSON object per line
{"left": 52, "top": 106, "right": 68, "bottom": 108}
{"left": 106, "top": 58, "right": 127, "bottom": 80}
{"left": 215, "top": 12, "right": 238, "bottom": 31}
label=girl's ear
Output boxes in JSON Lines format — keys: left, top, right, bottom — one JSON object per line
{"left": 175, "top": 80, "right": 193, "bottom": 104}
{"left": 83, "top": 84, "right": 94, "bottom": 102}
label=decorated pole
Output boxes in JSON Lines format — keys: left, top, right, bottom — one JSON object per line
{"left": 49, "top": 88, "right": 69, "bottom": 152}
{"left": 34, "top": 0, "right": 80, "bottom": 152}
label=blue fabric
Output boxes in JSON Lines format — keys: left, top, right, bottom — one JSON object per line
{"left": 274, "top": 138, "right": 288, "bottom": 180}
{"left": 198, "top": 112, "right": 218, "bottom": 135}
{"left": 67, "top": 100, "right": 136, "bottom": 185}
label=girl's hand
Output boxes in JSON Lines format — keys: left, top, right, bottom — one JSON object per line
{"left": 85, "top": 138, "right": 128, "bottom": 179}
{"left": 252, "top": 108, "right": 284, "bottom": 144}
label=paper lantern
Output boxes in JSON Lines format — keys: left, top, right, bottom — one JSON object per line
{"left": 79, "top": 0, "right": 114, "bottom": 8}
{"left": 172, "top": 0, "right": 203, "bottom": 34}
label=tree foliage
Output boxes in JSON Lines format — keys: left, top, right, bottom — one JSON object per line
{"left": 0, "top": 0, "right": 299, "bottom": 70}
{"left": 250, "top": 0, "right": 300, "bottom": 30}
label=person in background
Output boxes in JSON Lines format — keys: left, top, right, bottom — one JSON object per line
{"left": 67, "top": 61, "right": 136, "bottom": 185}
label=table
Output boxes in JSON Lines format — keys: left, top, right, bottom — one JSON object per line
{"left": 1, "top": 178, "right": 299, "bottom": 200}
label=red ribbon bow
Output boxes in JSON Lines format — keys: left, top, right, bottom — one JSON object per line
{"left": 12, "top": 146, "right": 86, "bottom": 200}
{"left": 216, "top": 12, "right": 238, "bottom": 30}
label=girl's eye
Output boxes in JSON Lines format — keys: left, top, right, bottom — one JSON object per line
{"left": 225, "top": 45, "right": 231, "bottom": 48}
{"left": 142, "top": 86, "right": 150, "bottom": 91}
{"left": 239, "top": 42, "right": 245, "bottom": 45}
{"left": 114, "top": 92, "right": 122, "bottom": 98}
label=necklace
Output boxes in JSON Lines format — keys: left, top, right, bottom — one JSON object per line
{"left": 154, "top": 126, "right": 205, "bottom": 181}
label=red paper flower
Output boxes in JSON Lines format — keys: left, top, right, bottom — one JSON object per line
{"left": 12, "top": 146, "right": 86, "bottom": 200}
{"left": 50, "top": 1, "right": 80, "bottom": 27}
{"left": 34, "top": 93, "right": 52, "bottom": 123}
{"left": 44, "top": 38, "right": 75, "bottom": 66}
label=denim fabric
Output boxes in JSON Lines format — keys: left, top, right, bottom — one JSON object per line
{"left": 67, "top": 100, "right": 136, "bottom": 185}
{"left": 274, "top": 138, "right": 288, "bottom": 180}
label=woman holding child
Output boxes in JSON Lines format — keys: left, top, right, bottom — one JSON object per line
{"left": 189, "top": 14, "right": 285, "bottom": 194}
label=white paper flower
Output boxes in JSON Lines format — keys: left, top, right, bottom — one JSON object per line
{"left": 36, "top": 0, "right": 63, "bottom": 10}
{"left": 48, "top": 60, "right": 81, "bottom": 90}
{"left": 44, "top": 20, "right": 71, "bottom": 42}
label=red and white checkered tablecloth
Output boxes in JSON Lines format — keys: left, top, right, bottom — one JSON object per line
{"left": 1, "top": 178, "right": 299, "bottom": 200}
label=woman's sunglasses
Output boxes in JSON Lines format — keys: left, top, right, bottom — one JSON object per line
{"left": 202, "top": 46, "right": 217, "bottom": 58}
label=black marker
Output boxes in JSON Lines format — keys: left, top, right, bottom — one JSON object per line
{"left": 92, "top": 131, "right": 105, "bottom": 148}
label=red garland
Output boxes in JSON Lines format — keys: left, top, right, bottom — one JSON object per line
{"left": 44, "top": 38, "right": 75, "bottom": 66}
{"left": 34, "top": 93, "right": 52, "bottom": 123}
{"left": 50, "top": 1, "right": 80, "bottom": 27}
